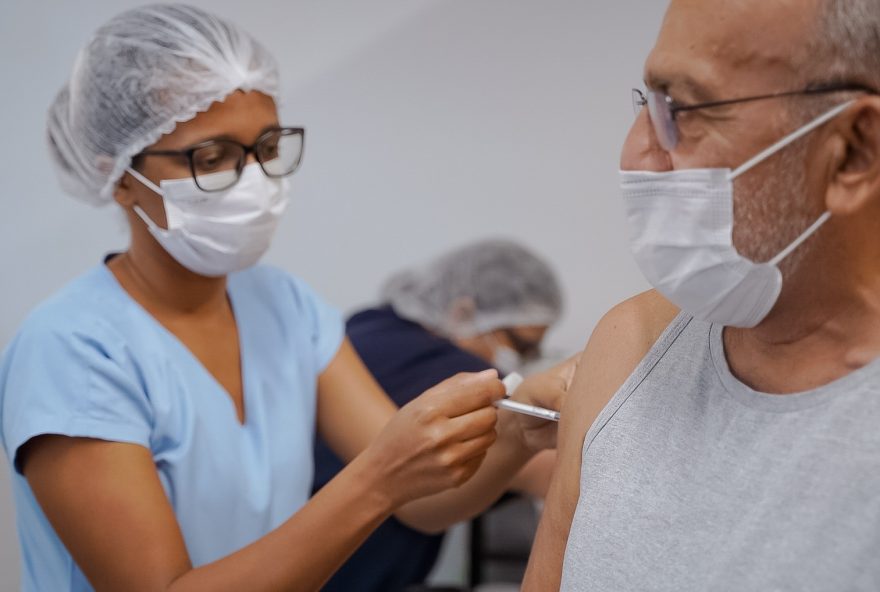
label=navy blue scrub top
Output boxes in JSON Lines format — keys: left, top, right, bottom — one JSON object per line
{"left": 312, "top": 306, "right": 492, "bottom": 592}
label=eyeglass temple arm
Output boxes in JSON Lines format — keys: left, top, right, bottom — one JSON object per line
{"left": 138, "top": 128, "right": 304, "bottom": 158}
{"left": 670, "top": 83, "right": 877, "bottom": 116}
{"left": 139, "top": 148, "right": 194, "bottom": 156}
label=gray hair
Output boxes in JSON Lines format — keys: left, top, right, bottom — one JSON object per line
{"left": 812, "top": 1, "right": 880, "bottom": 89}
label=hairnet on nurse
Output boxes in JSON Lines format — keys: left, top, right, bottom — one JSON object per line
{"left": 46, "top": 3, "right": 280, "bottom": 205}
{"left": 382, "top": 239, "right": 563, "bottom": 337}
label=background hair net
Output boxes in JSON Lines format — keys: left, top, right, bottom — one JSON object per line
{"left": 46, "top": 3, "right": 280, "bottom": 205}
{"left": 382, "top": 239, "right": 563, "bottom": 337}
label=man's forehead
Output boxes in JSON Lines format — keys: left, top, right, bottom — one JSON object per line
{"left": 645, "top": 0, "right": 822, "bottom": 98}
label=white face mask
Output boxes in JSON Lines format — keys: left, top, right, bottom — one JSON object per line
{"left": 126, "top": 163, "right": 289, "bottom": 277}
{"left": 620, "top": 101, "right": 852, "bottom": 328}
{"left": 493, "top": 345, "right": 523, "bottom": 376}
{"left": 479, "top": 331, "right": 525, "bottom": 375}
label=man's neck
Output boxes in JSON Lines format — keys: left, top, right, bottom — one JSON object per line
{"left": 723, "top": 251, "right": 880, "bottom": 394}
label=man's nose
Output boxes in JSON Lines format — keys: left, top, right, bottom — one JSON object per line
{"left": 620, "top": 108, "right": 672, "bottom": 172}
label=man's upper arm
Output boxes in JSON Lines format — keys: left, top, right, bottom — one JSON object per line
{"left": 522, "top": 290, "right": 678, "bottom": 591}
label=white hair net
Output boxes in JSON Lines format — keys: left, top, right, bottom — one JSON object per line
{"left": 382, "top": 239, "right": 563, "bottom": 337}
{"left": 47, "top": 3, "right": 280, "bottom": 205}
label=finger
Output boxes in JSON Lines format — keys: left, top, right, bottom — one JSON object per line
{"left": 453, "top": 453, "right": 487, "bottom": 486}
{"left": 534, "top": 380, "right": 566, "bottom": 410}
{"left": 444, "top": 406, "right": 498, "bottom": 442}
{"left": 513, "top": 375, "right": 565, "bottom": 409}
{"left": 427, "top": 370, "right": 506, "bottom": 416}
{"left": 444, "top": 431, "right": 497, "bottom": 466}
{"left": 556, "top": 353, "right": 581, "bottom": 388}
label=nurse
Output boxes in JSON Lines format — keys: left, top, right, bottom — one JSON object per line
{"left": 0, "top": 5, "right": 565, "bottom": 591}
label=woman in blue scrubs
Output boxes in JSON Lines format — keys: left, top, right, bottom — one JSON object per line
{"left": 0, "top": 5, "right": 566, "bottom": 591}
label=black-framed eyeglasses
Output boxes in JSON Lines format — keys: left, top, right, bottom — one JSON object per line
{"left": 631, "top": 83, "right": 876, "bottom": 151}
{"left": 136, "top": 126, "right": 305, "bottom": 192}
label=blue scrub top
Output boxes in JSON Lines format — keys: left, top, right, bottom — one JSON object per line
{"left": 0, "top": 263, "right": 344, "bottom": 592}
{"left": 313, "top": 306, "right": 492, "bottom": 592}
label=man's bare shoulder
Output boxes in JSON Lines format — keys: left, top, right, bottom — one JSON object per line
{"left": 562, "top": 290, "right": 679, "bottom": 440}
{"left": 588, "top": 289, "right": 680, "bottom": 363}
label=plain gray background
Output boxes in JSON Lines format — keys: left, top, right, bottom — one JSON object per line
{"left": 0, "top": 1, "right": 667, "bottom": 587}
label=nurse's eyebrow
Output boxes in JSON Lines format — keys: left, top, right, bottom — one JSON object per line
{"left": 184, "top": 125, "right": 284, "bottom": 147}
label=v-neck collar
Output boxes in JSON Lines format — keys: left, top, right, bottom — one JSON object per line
{"left": 97, "top": 263, "right": 252, "bottom": 428}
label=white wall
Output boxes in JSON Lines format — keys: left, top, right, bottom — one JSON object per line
{"left": 0, "top": 1, "right": 667, "bottom": 587}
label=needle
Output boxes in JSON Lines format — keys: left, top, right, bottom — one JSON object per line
{"left": 493, "top": 373, "right": 560, "bottom": 422}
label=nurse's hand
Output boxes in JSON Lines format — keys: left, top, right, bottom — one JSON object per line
{"left": 501, "top": 355, "right": 579, "bottom": 453}
{"left": 363, "top": 369, "right": 505, "bottom": 507}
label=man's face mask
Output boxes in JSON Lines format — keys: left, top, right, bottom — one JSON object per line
{"left": 619, "top": 100, "right": 853, "bottom": 328}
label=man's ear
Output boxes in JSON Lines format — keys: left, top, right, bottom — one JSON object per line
{"left": 826, "top": 97, "right": 880, "bottom": 216}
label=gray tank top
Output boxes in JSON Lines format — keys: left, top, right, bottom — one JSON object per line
{"left": 560, "top": 313, "right": 880, "bottom": 591}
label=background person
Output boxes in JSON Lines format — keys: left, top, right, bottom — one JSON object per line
{"left": 313, "top": 239, "right": 564, "bottom": 592}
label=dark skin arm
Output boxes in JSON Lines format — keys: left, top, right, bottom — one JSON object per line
{"left": 315, "top": 340, "right": 575, "bottom": 533}
{"left": 22, "top": 436, "right": 395, "bottom": 592}
{"left": 20, "top": 360, "right": 504, "bottom": 592}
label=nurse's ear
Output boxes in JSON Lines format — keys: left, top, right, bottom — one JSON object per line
{"left": 439, "top": 298, "right": 478, "bottom": 342}
{"left": 114, "top": 153, "right": 156, "bottom": 209}
{"left": 113, "top": 171, "right": 137, "bottom": 209}
{"left": 113, "top": 166, "right": 170, "bottom": 229}
{"left": 448, "top": 298, "right": 477, "bottom": 328}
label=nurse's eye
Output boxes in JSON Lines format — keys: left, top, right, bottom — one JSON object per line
{"left": 257, "top": 134, "right": 281, "bottom": 161}
{"left": 261, "top": 142, "right": 280, "bottom": 160}
{"left": 192, "top": 142, "right": 242, "bottom": 174}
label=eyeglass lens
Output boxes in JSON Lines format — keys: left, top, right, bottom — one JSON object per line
{"left": 631, "top": 88, "right": 679, "bottom": 151}
{"left": 646, "top": 90, "right": 678, "bottom": 151}
{"left": 192, "top": 130, "right": 304, "bottom": 191}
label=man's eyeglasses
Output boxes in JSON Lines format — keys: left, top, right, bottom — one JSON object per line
{"left": 632, "top": 83, "right": 876, "bottom": 151}
{"left": 136, "top": 127, "right": 305, "bottom": 192}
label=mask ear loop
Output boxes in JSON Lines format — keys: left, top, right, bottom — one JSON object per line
{"left": 124, "top": 167, "right": 168, "bottom": 232}
{"left": 125, "top": 167, "right": 163, "bottom": 195}
{"left": 727, "top": 100, "right": 855, "bottom": 181}
{"left": 768, "top": 211, "right": 832, "bottom": 267}
{"left": 724, "top": 101, "right": 854, "bottom": 266}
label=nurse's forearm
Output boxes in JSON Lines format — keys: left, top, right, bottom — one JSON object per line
{"left": 167, "top": 450, "right": 393, "bottom": 592}
{"left": 394, "top": 417, "right": 533, "bottom": 534}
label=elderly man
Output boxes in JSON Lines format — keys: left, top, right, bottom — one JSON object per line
{"left": 524, "top": 0, "right": 880, "bottom": 590}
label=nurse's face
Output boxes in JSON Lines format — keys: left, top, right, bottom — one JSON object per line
{"left": 114, "top": 90, "right": 281, "bottom": 229}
